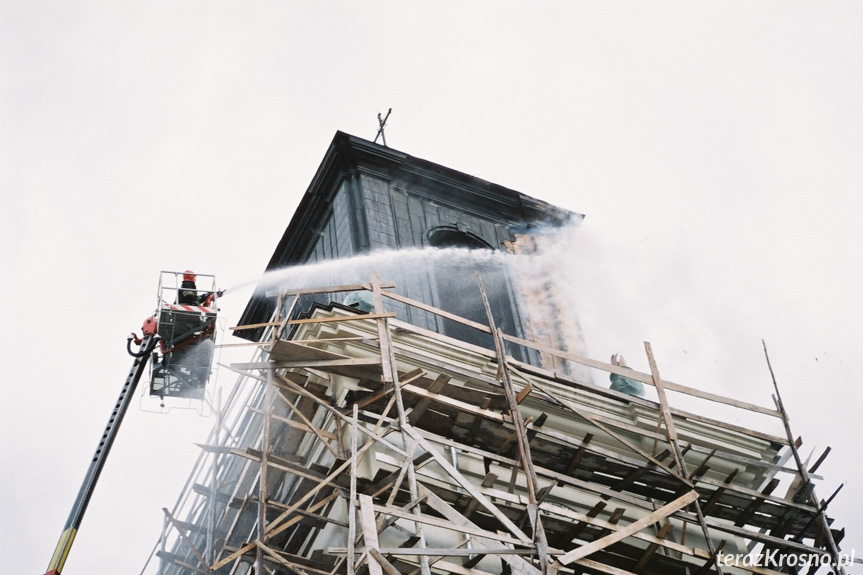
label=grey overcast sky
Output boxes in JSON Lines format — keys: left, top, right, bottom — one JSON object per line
{"left": 1, "top": 2, "right": 861, "bottom": 573}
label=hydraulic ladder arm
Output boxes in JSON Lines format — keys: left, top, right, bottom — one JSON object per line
{"left": 44, "top": 335, "right": 158, "bottom": 575}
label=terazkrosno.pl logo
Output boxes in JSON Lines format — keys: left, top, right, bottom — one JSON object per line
{"left": 717, "top": 549, "right": 856, "bottom": 569}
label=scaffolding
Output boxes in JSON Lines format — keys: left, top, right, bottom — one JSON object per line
{"left": 145, "top": 270, "right": 850, "bottom": 575}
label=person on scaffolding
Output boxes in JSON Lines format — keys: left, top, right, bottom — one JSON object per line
{"left": 609, "top": 353, "right": 645, "bottom": 398}
{"left": 178, "top": 270, "right": 213, "bottom": 306}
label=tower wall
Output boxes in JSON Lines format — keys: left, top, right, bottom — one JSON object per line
{"left": 238, "top": 132, "right": 585, "bottom": 372}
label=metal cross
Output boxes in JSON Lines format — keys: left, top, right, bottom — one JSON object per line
{"left": 374, "top": 108, "right": 392, "bottom": 146}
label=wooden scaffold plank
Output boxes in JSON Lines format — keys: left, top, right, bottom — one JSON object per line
{"left": 162, "top": 507, "right": 212, "bottom": 572}
{"left": 500, "top": 332, "right": 782, "bottom": 419}
{"left": 370, "top": 269, "right": 433, "bottom": 575}
{"left": 419, "top": 485, "right": 541, "bottom": 575}
{"left": 359, "top": 494, "right": 384, "bottom": 575}
{"left": 644, "top": 341, "right": 724, "bottom": 575}
{"left": 763, "top": 340, "right": 848, "bottom": 574}
{"left": 556, "top": 490, "right": 698, "bottom": 565}
{"left": 403, "top": 423, "right": 532, "bottom": 544}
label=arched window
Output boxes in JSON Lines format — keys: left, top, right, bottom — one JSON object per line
{"left": 427, "top": 228, "right": 492, "bottom": 250}
{"left": 427, "top": 226, "right": 520, "bottom": 355}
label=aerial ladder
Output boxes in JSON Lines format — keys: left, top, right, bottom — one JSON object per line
{"left": 44, "top": 271, "right": 222, "bottom": 575}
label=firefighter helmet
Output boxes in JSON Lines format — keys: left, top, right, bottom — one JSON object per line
{"left": 183, "top": 270, "right": 196, "bottom": 282}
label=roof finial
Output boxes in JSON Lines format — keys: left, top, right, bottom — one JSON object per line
{"left": 374, "top": 108, "right": 392, "bottom": 147}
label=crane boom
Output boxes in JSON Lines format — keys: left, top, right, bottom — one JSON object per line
{"left": 44, "top": 335, "right": 157, "bottom": 575}
{"left": 43, "top": 270, "right": 221, "bottom": 574}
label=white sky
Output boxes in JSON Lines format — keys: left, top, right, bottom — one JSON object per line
{"left": 1, "top": 2, "right": 861, "bottom": 573}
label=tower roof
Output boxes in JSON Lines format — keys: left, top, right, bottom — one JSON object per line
{"left": 236, "top": 131, "right": 581, "bottom": 339}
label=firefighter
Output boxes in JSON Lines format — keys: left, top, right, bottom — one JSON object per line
{"left": 178, "top": 270, "right": 206, "bottom": 305}
{"left": 609, "top": 353, "right": 645, "bottom": 398}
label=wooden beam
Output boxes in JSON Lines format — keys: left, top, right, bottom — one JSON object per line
{"left": 231, "top": 312, "right": 397, "bottom": 332}
{"left": 368, "top": 548, "right": 403, "bottom": 575}
{"left": 646, "top": 342, "right": 680, "bottom": 463}
{"left": 263, "top": 452, "right": 366, "bottom": 540}
{"left": 364, "top": 453, "right": 433, "bottom": 499}
{"left": 515, "top": 382, "right": 533, "bottom": 404}
{"left": 273, "top": 387, "right": 343, "bottom": 459}
{"left": 265, "top": 503, "right": 347, "bottom": 528}
{"left": 676, "top": 506, "right": 832, "bottom": 558}
{"left": 504, "top": 354, "right": 789, "bottom": 446}
{"left": 529, "top": 378, "right": 691, "bottom": 487}
{"left": 612, "top": 450, "right": 670, "bottom": 493}
{"left": 371, "top": 502, "right": 526, "bottom": 546}
{"left": 257, "top": 541, "right": 316, "bottom": 575}
{"left": 403, "top": 424, "right": 532, "bottom": 543}
{"left": 468, "top": 397, "right": 492, "bottom": 439}
{"left": 371, "top": 270, "right": 434, "bottom": 575}
{"left": 545, "top": 497, "right": 704, "bottom": 562}
{"left": 735, "top": 478, "right": 780, "bottom": 527}
{"left": 228, "top": 321, "right": 282, "bottom": 331}
{"left": 525, "top": 413, "right": 547, "bottom": 443}
{"left": 283, "top": 336, "right": 375, "bottom": 344}
{"left": 335, "top": 548, "right": 543, "bottom": 557}
{"left": 632, "top": 522, "right": 674, "bottom": 573}
{"left": 463, "top": 472, "right": 498, "bottom": 520}
{"left": 344, "top": 387, "right": 391, "bottom": 414}
{"left": 162, "top": 507, "right": 212, "bottom": 572}
{"left": 689, "top": 448, "right": 716, "bottom": 479}
{"left": 792, "top": 482, "right": 844, "bottom": 543}
{"left": 232, "top": 357, "right": 382, "bottom": 370}
{"left": 501, "top": 332, "right": 781, "bottom": 419}
{"left": 211, "top": 540, "right": 256, "bottom": 569}
{"left": 418, "top": 485, "right": 541, "bottom": 575}
{"left": 381, "top": 289, "right": 493, "bottom": 334}
{"left": 416, "top": 428, "right": 676, "bottom": 513}
{"left": 565, "top": 433, "right": 594, "bottom": 474}
{"left": 572, "top": 557, "right": 642, "bottom": 575}
{"left": 274, "top": 373, "right": 408, "bottom": 457}
{"left": 694, "top": 540, "right": 726, "bottom": 575}
{"left": 702, "top": 468, "right": 739, "bottom": 515}
{"left": 359, "top": 495, "right": 383, "bottom": 575}
{"left": 553, "top": 501, "right": 607, "bottom": 547}
{"left": 248, "top": 407, "right": 339, "bottom": 441}
{"left": 236, "top": 447, "right": 325, "bottom": 483}
{"left": 698, "top": 472, "right": 816, "bottom": 515}
{"left": 645, "top": 342, "right": 723, "bottom": 575}
{"left": 496, "top": 416, "right": 535, "bottom": 457}
{"left": 402, "top": 383, "right": 505, "bottom": 423}
{"left": 407, "top": 373, "right": 451, "bottom": 425}
{"left": 265, "top": 281, "right": 395, "bottom": 298}
{"left": 761, "top": 340, "right": 845, "bottom": 575}
{"left": 808, "top": 447, "right": 831, "bottom": 474}
{"left": 557, "top": 490, "right": 698, "bottom": 565}
{"left": 348, "top": 405, "right": 358, "bottom": 575}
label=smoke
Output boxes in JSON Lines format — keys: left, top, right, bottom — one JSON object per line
{"left": 223, "top": 228, "right": 609, "bottom": 386}
{"left": 526, "top": 221, "right": 828, "bottom": 437}
{"left": 220, "top": 222, "right": 833, "bottom": 431}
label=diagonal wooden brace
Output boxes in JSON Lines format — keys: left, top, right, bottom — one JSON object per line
{"left": 558, "top": 490, "right": 698, "bottom": 565}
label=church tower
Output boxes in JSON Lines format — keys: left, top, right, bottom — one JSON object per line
{"left": 150, "top": 132, "right": 847, "bottom": 575}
